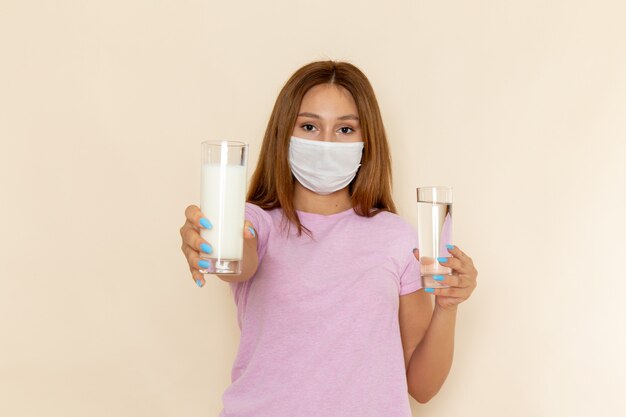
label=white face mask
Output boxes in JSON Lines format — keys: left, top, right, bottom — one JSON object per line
{"left": 288, "top": 136, "right": 365, "bottom": 195}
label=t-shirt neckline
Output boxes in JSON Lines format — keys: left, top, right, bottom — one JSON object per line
{"left": 294, "top": 206, "right": 356, "bottom": 220}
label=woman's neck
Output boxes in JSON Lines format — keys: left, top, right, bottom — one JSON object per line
{"left": 292, "top": 182, "right": 353, "bottom": 215}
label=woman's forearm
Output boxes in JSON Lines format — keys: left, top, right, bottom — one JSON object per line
{"left": 406, "top": 304, "right": 457, "bottom": 403}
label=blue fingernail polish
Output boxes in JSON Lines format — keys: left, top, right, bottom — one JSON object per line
{"left": 433, "top": 275, "right": 445, "bottom": 281}
{"left": 198, "top": 259, "right": 210, "bottom": 269}
{"left": 425, "top": 288, "right": 435, "bottom": 293}
{"left": 200, "top": 218, "right": 212, "bottom": 229}
{"left": 446, "top": 244, "right": 454, "bottom": 250}
{"left": 248, "top": 226, "right": 256, "bottom": 238}
{"left": 196, "top": 279, "right": 203, "bottom": 287}
{"left": 437, "top": 257, "right": 448, "bottom": 263}
{"left": 200, "top": 243, "right": 213, "bottom": 254}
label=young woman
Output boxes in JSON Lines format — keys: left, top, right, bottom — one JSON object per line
{"left": 179, "top": 60, "right": 478, "bottom": 416}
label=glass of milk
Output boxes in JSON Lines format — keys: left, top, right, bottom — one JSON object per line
{"left": 416, "top": 186, "right": 453, "bottom": 289}
{"left": 199, "top": 140, "right": 248, "bottom": 275}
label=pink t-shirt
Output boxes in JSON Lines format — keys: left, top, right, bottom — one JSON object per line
{"left": 219, "top": 203, "right": 423, "bottom": 417}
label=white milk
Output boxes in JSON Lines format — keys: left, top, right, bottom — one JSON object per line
{"left": 200, "top": 163, "right": 247, "bottom": 260}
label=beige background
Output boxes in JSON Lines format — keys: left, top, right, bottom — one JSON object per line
{"left": 1, "top": 1, "right": 625, "bottom": 416}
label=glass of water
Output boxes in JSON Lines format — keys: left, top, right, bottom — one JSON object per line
{"left": 416, "top": 186, "right": 453, "bottom": 289}
{"left": 199, "top": 140, "right": 248, "bottom": 274}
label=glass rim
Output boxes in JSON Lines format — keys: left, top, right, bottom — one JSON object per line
{"left": 416, "top": 185, "right": 453, "bottom": 190}
{"left": 201, "top": 140, "right": 248, "bottom": 147}
{"left": 416, "top": 186, "right": 453, "bottom": 203}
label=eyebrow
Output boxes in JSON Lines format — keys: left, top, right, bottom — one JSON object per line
{"left": 297, "top": 112, "right": 360, "bottom": 121}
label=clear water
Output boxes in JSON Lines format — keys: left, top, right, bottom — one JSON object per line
{"left": 417, "top": 201, "right": 453, "bottom": 288}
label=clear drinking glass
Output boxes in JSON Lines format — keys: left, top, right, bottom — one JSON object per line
{"left": 199, "top": 140, "right": 248, "bottom": 274}
{"left": 416, "top": 186, "right": 453, "bottom": 289}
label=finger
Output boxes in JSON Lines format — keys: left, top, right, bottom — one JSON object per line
{"left": 424, "top": 286, "right": 470, "bottom": 298}
{"left": 452, "top": 267, "right": 478, "bottom": 287}
{"left": 181, "top": 244, "right": 198, "bottom": 269}
{"left": 436, "top": 256, "right": 471, "bottom": 275}
{"left": 181, "top": 225, "right": 213, "bottom": 255}
{"left": 447, "top": 244, "right": 473, "bottom": 264}
{"left": 184, "top": 204, "right": 213, "bottom": 230}
{"left": 460, "top": 273, "right": 478, "bottom": 290}
{"left": 435, "top": 273, "right": 466, "bottom": 288}
{"left": 180, "top": 220, "right": 198, "bottom": 241}
{"left": 243, "top": 220, "right": 257, "bottom": 240}
{"left": 189, "top": 265, "right": 205, "bottom": 288}
{"left": 183, "top": 244, "right": 213, "bottom": 272}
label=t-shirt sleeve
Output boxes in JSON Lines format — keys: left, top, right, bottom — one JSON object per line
{"left": 398, "top": 226, "right": 423, "bottom": 296}
{"left": 229, "top": 203, "right": 272, "bottom": 308}
{"left": 244, "top": 202, "right": 271, "bottom": 265}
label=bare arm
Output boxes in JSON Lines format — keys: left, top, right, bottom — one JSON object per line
{"left": 405, "top": 244, "right": 478, "bottom": 403}
{"left": 405, "top": 303, "right": 457, "bottom": 403}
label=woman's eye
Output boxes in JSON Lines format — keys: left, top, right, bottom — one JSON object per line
{"left": 302, "top": 124, "right": 315, "bottom": 131}
{"left": 339, "top": 127, "right": 354, "bottom": 134}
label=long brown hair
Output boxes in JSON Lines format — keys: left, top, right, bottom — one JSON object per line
{"left": 246, "top": 60, "right": 397, "bottom": 236}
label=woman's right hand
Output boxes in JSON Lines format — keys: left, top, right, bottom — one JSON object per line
{"left": 180, "top": 204, "right": 256, "bottom": 288}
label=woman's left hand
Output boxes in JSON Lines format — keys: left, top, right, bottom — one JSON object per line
{"left": 413, "top": 245, "right": 478, "bottom": 310}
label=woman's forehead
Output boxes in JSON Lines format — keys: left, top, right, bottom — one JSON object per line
{"left": 299, "top": 84, "right": 358, "bottom": 116}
